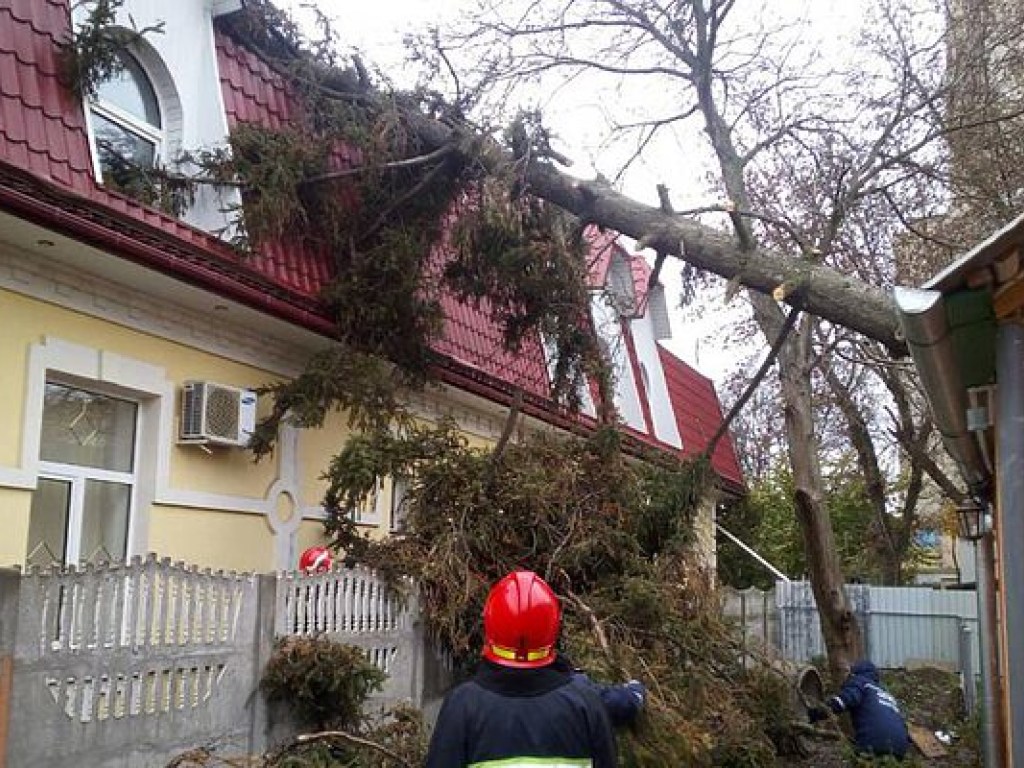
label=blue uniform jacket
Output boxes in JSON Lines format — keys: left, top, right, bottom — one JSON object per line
{"left": 570, "top": 672, "right": 642, "bottom": 728}
{"left": 827, "top": 660, "right": 910, "bottom": 757}
{"left": 426, "top": 656, "right": 618, "bottom": 768}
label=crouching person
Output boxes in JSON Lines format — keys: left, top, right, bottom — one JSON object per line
{"left": 808, "top": 660, "right": 911, "bottom": 760}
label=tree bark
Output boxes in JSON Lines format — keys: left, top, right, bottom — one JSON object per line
{"left": 406, "top": 117, "right": 906, "bottom": 353}
{"left": 824, "top": 365, "right": 904, "bottom": 585}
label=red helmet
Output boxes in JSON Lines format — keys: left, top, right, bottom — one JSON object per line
{"left": 299, "top": 546, "right": 332, "bottom": 573}
{"left": 482, "top": 570, "right": 560, "bottom": 668}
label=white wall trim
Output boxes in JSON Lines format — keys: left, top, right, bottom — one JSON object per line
{"left": 630, "top": 313, "right": 682, "bottom": 449}
{"left": 0, "top": 467, "right": 34, "bottom": 488}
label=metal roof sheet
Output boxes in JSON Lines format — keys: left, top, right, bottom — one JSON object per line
{"left": 658, "top": 345, "right": 744, "bottom": 489}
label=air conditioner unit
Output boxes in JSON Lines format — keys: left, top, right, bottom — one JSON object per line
{"left": 179, "top": 381, "right": 257, "bottom": 447}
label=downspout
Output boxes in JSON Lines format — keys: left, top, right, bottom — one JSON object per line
{"left": 894, "top": 287, "right": 1002, "bottom": 766}
{"left": 997, "top": 323, "right": 1024, "bottom": 767}
{"left": 976, "top": 528, "right": 1005, "bottom": 768}
{"left": 893, "top": 288, "right": 989, "bottom": 494}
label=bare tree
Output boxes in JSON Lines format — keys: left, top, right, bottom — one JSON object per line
{"left": 404, "top": 0, "right": 1021, "bottom": 679}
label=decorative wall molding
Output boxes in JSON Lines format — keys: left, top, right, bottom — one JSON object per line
{"left": 0, "top": 244, "right": 316, "bottom": 376}
{"left": 405, "top": 387, "right": 509, "bottom": 443}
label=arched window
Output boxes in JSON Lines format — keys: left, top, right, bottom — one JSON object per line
{"left": 88, "top": 49, "right": 163, "bottom": 181}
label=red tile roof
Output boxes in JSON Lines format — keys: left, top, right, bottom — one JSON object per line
{"left": 0, "top": 0, "right": 742, "bottom": 490}
{"left": 658, "top": 345, "right": 744, "bottom": 490}
{"left": 217, "top": 31, "right": 297, "bottom": 129}
{"left": 215, "top": 29, "right": 552, "bottom": 398}
{"left": 0, "top": 0, "right": 94, "bottom": 194}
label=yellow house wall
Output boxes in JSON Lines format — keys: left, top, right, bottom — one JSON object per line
{"left": 2, "top": 281, "right": 718, "bottom": 575}
{"left": 296, "top": 518, "right": 333, "bottom": 555}
{"left": 0, "top": 487, "right": 30, "bottom": 565}
{"left": 149, "top": 504, "right": 275, "bottom": 573}
{"left": 0, "top": 288, "right": 312, "bottom": 570}
{"left": 0, "top": 292, "right": 33, "bottom": 469}
{"left": 297, "top": 409, "right": 353, "bottom": 510}
{"left": 2, "top": 288, "right": 279, "bottom": 494}
{"left": 0, "top": 285, "right": 509, "bottom": 571}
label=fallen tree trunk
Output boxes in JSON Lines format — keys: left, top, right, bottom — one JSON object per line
{"left": 408, "top": 116, "right": 905, "bottom": 354}
{"left": 222, "top": 12, "right": 906, "bottom": 354}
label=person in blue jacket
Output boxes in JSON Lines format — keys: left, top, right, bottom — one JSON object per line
{"left": 425, "top": 571, "right": 645, "bottom": 768}
{"left": 571, "top": 670, "right": 646, "bottom": 728}
{"left": 808, "top": 659, "right": 911, "bottom": 759}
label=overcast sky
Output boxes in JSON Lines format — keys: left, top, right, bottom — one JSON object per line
{"left": 279, "top": 0, "right": 874, "bottom": 384}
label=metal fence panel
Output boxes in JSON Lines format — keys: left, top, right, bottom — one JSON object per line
{"left": 722, "top": 581, "right": 980, "bottom": 672}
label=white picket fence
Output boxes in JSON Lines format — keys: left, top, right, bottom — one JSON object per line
{"left": 275, "top": 566, "right": 414, "bottom": 676}
{"left": 722, "top": 581, "right": 980, "bottom": 672}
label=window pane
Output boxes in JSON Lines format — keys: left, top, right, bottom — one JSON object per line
{"left": 27, "top": 478, "right": 71, "bottom": 567}
{"left": 96, "top": 51, "right": 161, "bottom": 127}
{"left": 390, "top": 476, "right": 409, "bottom": 532}
{"left": 81, "top": 480, "right": 131, "bottom": 565}
{"left": 40, "top": 383, "right": 137, "bottom": 472}
{"left": 93, "top": 111, "right": 157, "bottom": 171}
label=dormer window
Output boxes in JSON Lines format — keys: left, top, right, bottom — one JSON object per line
{"left": 88, "top": 49, "right": 163, "bottom": 181}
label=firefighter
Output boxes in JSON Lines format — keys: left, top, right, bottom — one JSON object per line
{"left": 808, "top": 659, "right": 911, "bottom": 759}
{"left": 426, "top": 570, "right": 642, "bottom": 768}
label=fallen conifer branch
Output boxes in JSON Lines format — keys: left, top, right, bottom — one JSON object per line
{"left": 296, "top": 730, "right": 414, "bottom": 768}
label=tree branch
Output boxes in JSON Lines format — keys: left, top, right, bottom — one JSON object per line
{"left": 702, "top": 305, "right": 802, "bottom": 460}
{"left": 296, "top": 730, "right": 414, "bottom": 768}
{"left": 303, "top": 144, "right": 457, "bottom": 185}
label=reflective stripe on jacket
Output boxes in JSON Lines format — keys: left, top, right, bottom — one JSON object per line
{"left": 426, "top": 656, "right": 617, "bottom": 768}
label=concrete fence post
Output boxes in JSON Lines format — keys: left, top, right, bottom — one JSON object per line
{"left": 959, "top": 622, "right": 976, "bottom": 717}
{"left": 248, "top": 572, "right": 278, "bottom": 757}
{"left": 0, "top": 569, "right": 21, "bottom": 768}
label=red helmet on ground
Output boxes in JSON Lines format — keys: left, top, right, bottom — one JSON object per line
{"left": 299, "top": 546, "right": 332, "bottom": 573}
{"left": 482, "top": 570, "right": 560, "bottom": 668}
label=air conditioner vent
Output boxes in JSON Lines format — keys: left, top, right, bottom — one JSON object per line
{"left": 179, "top": 381, "right": 256, "bottom": 447}
{"left": 205, "top": 386, "right": 241, "bottom": 440}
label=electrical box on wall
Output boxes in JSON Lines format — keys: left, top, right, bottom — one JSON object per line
{"left": 179, "top": 381, "right": 257, "bottom": 447}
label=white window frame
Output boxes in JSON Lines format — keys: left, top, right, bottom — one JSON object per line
{"left": 349, "top": 479, "right": 384, "bottom": 527}
{"left": 388, "top": 475, "right": 410, "bottom": 534}
{"left": 84, "top": 49, "right": 165, "bottom": 182}
{"left": 33, "top": 380, "right": 142, "bottom": 565}
{"left": 12, "top": 338, "right": 174, "bottom": 564}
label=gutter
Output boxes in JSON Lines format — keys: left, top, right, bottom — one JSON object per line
{"left": 893, "top": 286, "right": 990, "bottom": 497}
{"left": 0, "top": 170, "right": 339, "bottom": 339}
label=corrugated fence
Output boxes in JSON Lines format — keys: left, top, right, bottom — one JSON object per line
{"left": 722, "top": 581, "right": 980, "bottom": 672}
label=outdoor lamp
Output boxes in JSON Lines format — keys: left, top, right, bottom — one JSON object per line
{"left": 957, "top": 501, "right": 990, "bottom": 541}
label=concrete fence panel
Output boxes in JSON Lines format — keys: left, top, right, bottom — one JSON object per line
{"left": 3, "top": 555, "right": 261, "bottom": 768}
{"left": 274, "top": 567, "right": 432, "bottom": 708}
{"left": 0, "top": 558, "right": 439, "bottom": 768}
